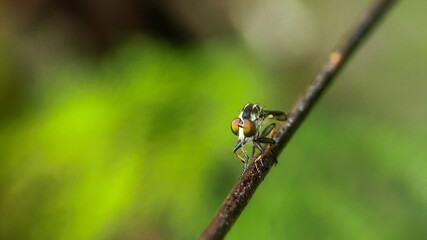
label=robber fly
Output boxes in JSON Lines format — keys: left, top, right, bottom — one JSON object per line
{"left": 231, "top": 103, "right": 287, "bottom": 175}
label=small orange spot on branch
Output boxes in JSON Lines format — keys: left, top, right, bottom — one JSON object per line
{"left": 330, "top": 52, "right": 342, "bottom": 65}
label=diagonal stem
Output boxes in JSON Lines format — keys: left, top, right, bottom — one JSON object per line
{"left": 199, "top": 0, "right": 398, "bottom": 239}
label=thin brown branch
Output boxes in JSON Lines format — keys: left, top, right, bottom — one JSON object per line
{"left": 199, "top": 0, "right": 398, "bottom": 239}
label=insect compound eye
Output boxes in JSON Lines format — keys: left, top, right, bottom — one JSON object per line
{"left": 243, "top": 120, "right": 256, "bottom": 137}
{"left": 231, "top": 118, "right": 241, "bottom": 136}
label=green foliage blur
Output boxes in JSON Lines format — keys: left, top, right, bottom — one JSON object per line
{"left": 1, "top": 1, "right": 426, "bottom": 240}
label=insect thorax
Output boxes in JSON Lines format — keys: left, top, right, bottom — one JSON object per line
{"left": 239, "top": 103, "right": 264, "bottom": 133}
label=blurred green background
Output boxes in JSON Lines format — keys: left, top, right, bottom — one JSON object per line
{"left": 0, "top": 0, "right": 426, "bottom": 239}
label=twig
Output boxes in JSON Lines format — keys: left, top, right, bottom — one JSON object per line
{"left": 199, "top": 0, "right": 397, "bottom": 239}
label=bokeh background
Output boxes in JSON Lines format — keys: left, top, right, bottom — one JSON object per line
{"left": 0, "top": 0, "right": 426, "bottom": 239}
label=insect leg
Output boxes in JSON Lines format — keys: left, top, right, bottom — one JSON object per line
{"left": 254, "top": 140, "right": 265, "bottom": 154}
{"left": 234, "top": 151, "right": 246, "bottom": 163}
{"left": 269, "top": 123, "right": 276, "bottom": 138}
{"left": 257, "top": 138, "right": 275, "bottom": 144}
{"left": 241, "top": 164, "right": 246, "bottom": 176}
{"left": 250, "top": 141, "right": 265, "bottom": 175}
{"left": 251, "top": 143, "right": 263, "bottom": 175}
{"left": 241, "top": 147, "right": 250, "bottom": 161}
{"left": 260, "top": 123, "right": 276, "bottom": 138}
{"left": 253, "top": 140, "right": 267, "bottom": 166}
{"left": 233, "top": 141, "right": 244, "bottom": 153}
{"left": 242, "top": 147, "right": 250, "bottom": 172}
{"left": 261, "top": 123, "right": 277, "bottom": 155}
{"left": 233, "top": 141, "right": 246, "bottom": 164}
{"left": 254, "top": 122, "right": 278, "bottom": 173}
{"left": 252, "top": 144, "right": 256, "bottom": 162}
{"left": 240, "top": 147, "right": 250, "bottom": 176}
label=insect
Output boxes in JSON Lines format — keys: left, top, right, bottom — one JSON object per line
{"left": 231, "top": 103, "right": 287, "bottom": 175}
